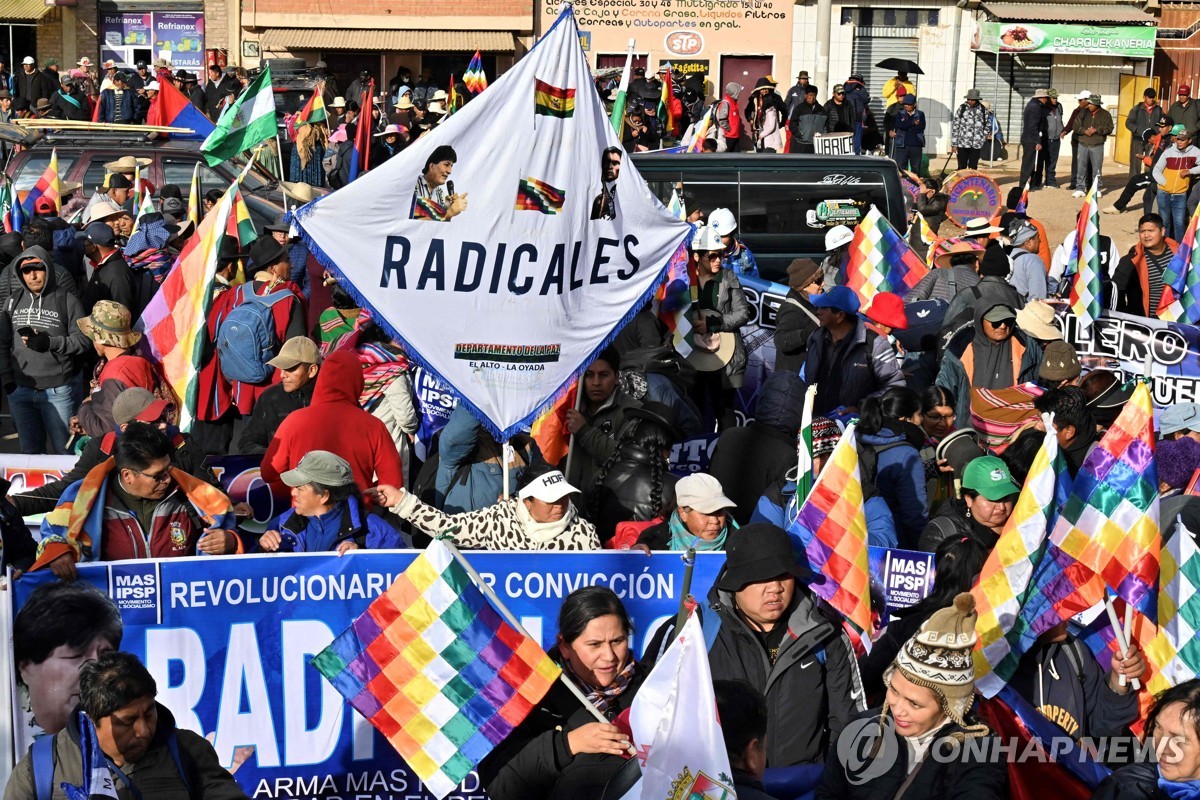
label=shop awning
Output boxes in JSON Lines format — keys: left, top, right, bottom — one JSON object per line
{"left": 979, "top": 2, "right": 1157, "bottom": 25}
{"left": 260, "top": 28, "right": 517, "bottom": 52}
{"left": 0, "top": 0, "right": 54, "bottom": 23}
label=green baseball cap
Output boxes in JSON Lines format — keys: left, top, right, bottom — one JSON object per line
{"left": 1172, "top": 124, "right": 1190, "bottom": 136}
{"left": 281, "top": 450, "right": 354, "bottom": 488}
{"left": 962, "top": 456, "right": 1020, "bottom": 501}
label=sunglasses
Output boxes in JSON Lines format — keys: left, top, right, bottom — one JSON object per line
{"left": 19, "top": 265, "right": 46, "bottom": 275}
{"left": 986, "top": 318, "right": 1015, "bottom": 327}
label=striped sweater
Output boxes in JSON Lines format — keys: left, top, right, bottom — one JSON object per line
{"left": 1152, "top": 143, "right": 1200, "bottom": 194}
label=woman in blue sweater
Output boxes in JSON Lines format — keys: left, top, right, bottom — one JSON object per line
{"left": 257, "top": 450, "right": 402, "bottom": 554}
{"left": 857, "top": 387, "right": 929, "bottom": 549}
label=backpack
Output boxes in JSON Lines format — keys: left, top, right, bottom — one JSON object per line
{"left": 216, "top": 284, "right": 292, "bottom": 384}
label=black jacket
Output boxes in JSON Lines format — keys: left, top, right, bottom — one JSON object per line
{"left": 646, "top": 581, "right": 864, "bottom": 767}
{"left": 238, "top": 380, "right": 315, "bottom": 454}
{"left": 10, "top": 429, "right": 218, "bottom": 516}
{"left": 13, "top": 68, "right": 57, "bottom": 105}
{"left": 84, "top": 251, "right": 140, "bottom": 316}
{"left": 48, "top": 88, "right": 90, "bottom": 121}
{"left": 589, "top": 442, "right": 677, "bottom": 542}
{"left": 815, "top": 710, "right": 1008, "bottom": 800}
{"left": 774, "top": 289, "right": 819, "bottom": 374}
{"left": 1008, "top": 634, "right": 1137, "bottom": 740}
{"left": 478, "top": 652, "right": 645, "bottom": 800}
{"left": 1021, "top": 97, "right": 1047, "bottom": 143}
{"left": 1092, "top": 761, "right": 1169, "bottom": 800}
{"left": 709, "top": 371, "right": 805, "bottom": 521}
{"left": 917, "top": 499, "right": 1000, "bottom": 553}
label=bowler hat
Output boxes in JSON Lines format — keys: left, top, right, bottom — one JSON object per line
{"left": 623, "top": 401, "right": 683, "bottom": 442}
{"left": 249, "top": 236, "right": 288, "bottom": 268}
{"left": 935, "top": 429, "right": 985, "bottom": 481}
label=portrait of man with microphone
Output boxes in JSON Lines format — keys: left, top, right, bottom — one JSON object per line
{"left": 411, "top": 144, "right": 469, "bottom": 221}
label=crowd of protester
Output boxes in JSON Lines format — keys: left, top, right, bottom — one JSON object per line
{"left": 1, "top": 52, "right": 1199, "bottom": 800}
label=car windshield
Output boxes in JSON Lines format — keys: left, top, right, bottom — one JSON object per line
{"left": 225, "top": 154, "right": 277, "bottom": 191}
{"left": 274, "top": 90, "right": 310, "bottom": 116}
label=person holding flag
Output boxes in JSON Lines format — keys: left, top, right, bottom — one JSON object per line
{"left": 200, "top": 65, "right": 276, "bottom": 167}
{"left": 644, "top": 523, "right": 864, "bottom": 768}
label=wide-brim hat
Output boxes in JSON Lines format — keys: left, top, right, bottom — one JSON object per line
{"left": 934, "top": 428, "right": 984, "bottom": 480}
{"left": 396, "top": 97, "right": 414, "bottom": 110}
{"left": 78, "top": 307, "right": 141, "bottom": 348}
{"left": 934, "top": 241, "right": 984, "bottom": 268}
{"left": 754, "top": 76, "right": 778, "bottom": 90}
{"left": 965, "top": 89, "right": 982, "bottom": 101}
{"left": 103, "top": 155, "right": 152, "bottom": 173}
{"left": 1015, "top": 300, "right": 1062, "bottom": 341}
{"left": 624, "top": 400, "right": 684, "bottom": 442}
{"left": 686, "top": 328, "right": 735, "bottom": 372}
{"left": 281, "top": 180, "right": 326, "bottom": 204}
{"left": 962, "top": 218, "right": 1003, "bottom": 237}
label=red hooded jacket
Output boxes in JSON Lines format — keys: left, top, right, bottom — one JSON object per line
{"left": 260, "top": 350, "right": 404, "bottom": 494}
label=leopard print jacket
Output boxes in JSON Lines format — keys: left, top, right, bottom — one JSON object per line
{"left": 393, "top": 491, "right": 600, "bottom": 551}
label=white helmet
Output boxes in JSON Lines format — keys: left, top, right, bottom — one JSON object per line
{"left": 708, "top": 207, "right": 737, "bottom": 236}
{"left": 691, "top": 225, "right": 724, "bottom": 251}
{"left": 825, "top": 225, "right": 854, "bottom": 250}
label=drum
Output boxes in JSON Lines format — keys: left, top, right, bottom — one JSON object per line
{"left": 942, "top": 169, "right": 1002, "bottom": 227}
{"left": 813, "top": 132, "right": 854, "bottom": 156}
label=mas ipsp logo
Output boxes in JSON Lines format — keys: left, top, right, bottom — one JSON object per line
{"left": 836, "top": 715, "right": 900, "bottom": 785}
{"left": 109, "top": 562, "right": 162, "bottom": 626}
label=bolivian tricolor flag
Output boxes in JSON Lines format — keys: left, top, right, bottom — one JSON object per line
{"left": 534, "top": 79, "right": 574, "bottom": 118}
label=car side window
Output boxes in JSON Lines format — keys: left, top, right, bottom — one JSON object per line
{"left": 162, "top": 158, "right": 226, "bottom": 195}
{"left": 13, "top": 153, "right": 78, "bottom": 192}
{"left": 80, "top": 159, "right": 111, "bottom": 194}
{"left": 739, "top": 170, "right": 888, "bottom": 235}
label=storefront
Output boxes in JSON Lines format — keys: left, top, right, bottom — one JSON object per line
{"left": 969, "top": 4, "right": 1157, "bottom": 144}
{"left": 540, "top": 0, "right": 795, "bottom": 102}
{"left": 97, "top": 1, "right": 205, "bottom": 72}
{"left": 0, "top": 0, "right": 45, "bottom": 69}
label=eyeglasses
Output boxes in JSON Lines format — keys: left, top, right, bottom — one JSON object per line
{"left": 132, "top": 468, "right": 172, "bottom": 484}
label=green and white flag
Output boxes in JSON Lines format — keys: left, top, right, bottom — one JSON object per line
{"left": 609, "top": 42, "right": 633, "bottom": 140}
{"left": 200, "top": 65, "right": 277, "bottom": 167}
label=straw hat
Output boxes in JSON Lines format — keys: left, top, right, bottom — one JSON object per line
{"left": 686, "top": 322, "right": 735, "bottom": 372}
{"left": 103, "top": 155, "right": 152, "bottom": 174}
{"left": 1015, "top": 299, "right": 1063, "bottom": 341}
{"left": 280, "top": 180, "right": 326, "bottom": 204}
{"left": 934, "top": 240, "right": 984, "bottom": 268}
{"left": 395, "top": 97, "right": 414, "bottom": 110}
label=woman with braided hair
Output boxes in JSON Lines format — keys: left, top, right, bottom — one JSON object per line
{"left": 585, "top": 401, "right": 682, "bottom": 544}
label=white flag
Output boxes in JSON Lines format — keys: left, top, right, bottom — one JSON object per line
{"left": 291, "top": 6, "right": 689, "bottom": 441}
{"left": 622, "top": 613, "right": 736, "bottom": 799}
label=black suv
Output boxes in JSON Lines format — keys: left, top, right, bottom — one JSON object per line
{"left": 3, "top": 128, "right": 290, "bottom": 229}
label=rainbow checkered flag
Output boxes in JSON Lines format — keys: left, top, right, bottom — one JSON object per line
{"left": 311, "top": 540, "right": 561, "bottom": 800}
{"left": 786, "top": 422, "right": 871, "bottom": 632}
{"left": 463, "top": 50, "right": 488, "bottom": 94}
{"left": 1014, "top": 177, "right": 1030, "bottom": 216}
{"left": 844, "top": 205, "right": 929, "bottom": 307}
{"left": 1145, "top": 517, "right": 1200, "bottom": 692}
{"left": 1159, "top": 200, "right": 1200, "bottom": 324}
{"left": 1066, "top": 177, "right": 1103, "bottom": 333}
{"left": 971, "top": 420, "right": 1072, "bottom": 697}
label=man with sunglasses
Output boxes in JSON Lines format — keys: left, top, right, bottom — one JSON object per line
{"left": 29, "top": 422, "right": 242, "bottom": 581}
{"left": 936, "top": 303, "right": 1043, "bottom": 425}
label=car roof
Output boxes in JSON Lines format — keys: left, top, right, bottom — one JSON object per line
{"left": 20, "top": 131, "right": 202, "bottom": 151}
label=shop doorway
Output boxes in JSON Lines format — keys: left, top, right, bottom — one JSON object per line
{"left": 973, "top": 52, "right": 1052, "bottom": 143}
{"left": 0, "top": 25, "right": 37, "bottom": 71}
{"left": 851, "top": 31, "right": 919, "bottom": 120}
{"left": 596, "top": 53, "right": 648, "bottom": 71}
{"left": 720, "top": 56, "right": 772, "bottom": 99}
{"left": 321, "top": 52, "right": 382, "bottom": 100}
{"left": 1116, "top": 74, "right": 1158, "bottom": 167}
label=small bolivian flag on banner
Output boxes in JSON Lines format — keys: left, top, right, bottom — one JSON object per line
{"left": 535, "top": 79, "right": 575, "bottom": 118}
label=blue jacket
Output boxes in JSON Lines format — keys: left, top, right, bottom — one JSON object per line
{"left": 751, "top": 478, "right": 898, "bottom": 549}
{"left": 261, "top": 495, "right": 401, "bottom": 552}
{"left": 436, "top": 405, "right": 541, "bottom": 513}
{"left": 99, "top": 88, "right": 135, "bottom": 123}
{"left": 893, "top": 108, "right": 926, "bottom": 148}
{"left": 859, "top": 428, "right": 928, "bottom": 548}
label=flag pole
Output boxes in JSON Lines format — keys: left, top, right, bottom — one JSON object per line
{"left": 1104, "top": 598, "right": 1141, "bottom": 691}
{"left": 275, "top": 133, "right": 289, "bottom": 215}
{"left": 502, "top": 441, "right": 514, "bottom": 501}
{"left": 673, "top": 547, "right": 697, "bottom": 638}
{"left": 562, "top": 378, "right": 585, "bottom": 481}
{"left": 441, "top": 539, "right": 630, "bottom": 742}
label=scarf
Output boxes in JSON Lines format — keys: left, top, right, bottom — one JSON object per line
{"left": 57, "top": 89, "right": 82, "bottom": 109}
{"left": 514, "top": 497, "right": 579, "bottom": 545}
{"left": 125, "top": 218, "right": 175, "bottom": 284}
{"left": 126, "top": 247, "right": 172, "bottom": 284}
{"left": 666, "top": 509, "right": 735, "bottom": 551}
{"left": 66, "top": 711, "right": 119, "bottom": 800}
{"left": 355, "top": 341, "right": 411, "bottom": 411}
{"left": 1159, "top": 773, "right": 1200, "bottom": 800}
{"left": 564, "top": 656, "right": 638, "bottom": 715}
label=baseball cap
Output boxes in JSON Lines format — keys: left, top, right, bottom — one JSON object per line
{"left": 983, "top": 304, "right": 1017, "bottom": 324}
{"left": 1160, "top": 402, "right": 1200, "bottom": 436}
{"left": 281, "top": 450, "right": 355, "bottom": 488}
{"left": 267, "top": 336, "right": 320, "bottom": 370}
{"left": 675, "top": 473, "right": 736, "bottom": 514}
{"left": 902, "top": 94, "right": 916, "bottom": 105}
{"left": 518, "top": 470, "right": 579, "bottom": 503}
{"left": 962, "top": 456, "right": 1020, "bottom": 501}
{"left": 810, "top": 285, "right": 860, "bottom": 315}
{"left": 113, "top": 387, "right": 170, "bottom": 427}
{"left": 84, "top": 222, "right": 116, "bottom": 246}
{"left": 1173, "top": 124, "right": 1190, "bottom": 136}
{"left": 1077, "top": 89, "right": 1092, "bottom": 100}
{"left": 1181, "top": 84, "right": 1193, "bottom": 96}
{"left": 21, "top": 57, "right": 34, "bottom": 66}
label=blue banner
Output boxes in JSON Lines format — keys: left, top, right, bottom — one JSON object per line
{"left": 11, "top": 552, "right": 722, "bottom": 799}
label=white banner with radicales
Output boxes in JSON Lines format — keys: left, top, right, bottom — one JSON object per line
{"left": 292, "top": 7, "right": 690, "bottom": 439}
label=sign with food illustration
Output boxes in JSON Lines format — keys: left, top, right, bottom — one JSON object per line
{"left": 972, "top": 21, "right": 1155, "bottom": 57}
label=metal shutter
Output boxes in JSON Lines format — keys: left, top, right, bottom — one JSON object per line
{"left": 973, "top": 52, "right": 1052, "bottom": 142}
{"left": 851, "top": 30, "right": 920, "bottom": 120}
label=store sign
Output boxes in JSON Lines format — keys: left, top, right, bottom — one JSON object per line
{"left": 670, "top": 59, "right": 710, "bottom": 78}
{"left": 99, "top": 11, "right": 206, "bottom": 72}
{"left": 664, "top": 29, "right": 704, "bottom": 56}
{"left": 973, "top": 21, "right": 1155, "bottom": 58}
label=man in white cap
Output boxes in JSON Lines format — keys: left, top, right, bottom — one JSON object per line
{"left": 13, "top": 56, "right": 56, "bottom": 107}
{"left": 1062, "top": 90, "right": 1094, "bottom": 189}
